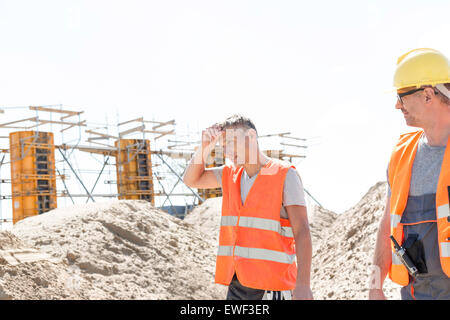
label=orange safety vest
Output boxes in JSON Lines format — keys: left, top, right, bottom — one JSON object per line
{"left": 214, "top": 159, "right": 297, "bottom": 291}
{"left": 388, "top": 130, "right": 450, "bottom": 286}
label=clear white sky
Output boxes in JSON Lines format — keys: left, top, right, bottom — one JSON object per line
{"left": 0, "top": 0, "right": 449, "bottom": 214}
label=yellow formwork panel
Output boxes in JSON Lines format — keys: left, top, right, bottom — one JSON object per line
{"left": 263, "top": 149, "right": 283, "bottom": 160}
{"left": 198, "top": 148, "right": 224, "bottom": 202}
{"left": 115, "top": 139, "right": 154, "bottom": 205}
{"left": 9, "top": 131, "right": 57, "bottom": 224}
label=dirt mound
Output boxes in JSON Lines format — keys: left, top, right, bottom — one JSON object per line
{"left": 8, "top": 200, "right": 227, "bottom": 300}
{"left": 1, "top": 182, "right": 402, "bottom": 300}
{"left": 309, "top": 206, "right": 338, "bottom": 242}
{"left": 310, "top": 182, "right": 401, "bottom": 299}
{"left": 0, "top": 231, "right": 82, "bottom": 300}
{"left": 184, "top": 198, "right": 222, "bottom": 242}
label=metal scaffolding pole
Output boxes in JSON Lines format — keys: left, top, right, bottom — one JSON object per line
{"left": 56, "top": 168, "right": 75, "bottom": 205}
{"left": 58, "top": 148, "right": 95, "bottom": 203}
{"left": 304, "top": 188, "right": 323, "bottom": 208}
{"left": 154, "top": 152, "right": 204, "bottom": 203}
{"left": 0, "top": 153, "right": 5, "bottom": 225}
{"left": 86, "top": 156, "right": 110, "bottom": 203}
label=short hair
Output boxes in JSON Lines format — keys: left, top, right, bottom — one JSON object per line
{"left": 217, "top": 114, "right": 258, "bottom": 135}
{"left": 439, "top": 83, "right": 450, "bottom": 105}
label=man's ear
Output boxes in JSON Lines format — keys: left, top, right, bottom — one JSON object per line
{"left": 423, "top": 87, "right": 437, "bottom": 104}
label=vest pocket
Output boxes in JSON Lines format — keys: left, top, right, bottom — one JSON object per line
{"left": 404, "top": 233, "right": 428, "bottom": 274}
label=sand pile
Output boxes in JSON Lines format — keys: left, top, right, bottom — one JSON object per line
{"left": 310, "top": 182, "right": 401, "bottom": 299}
{"left": 184, "top": 182, "right": 402, "bottom": 300}
{"left": 184, "top": 198, "right": 222, "bottom": 243}
{"left": 1, "top": 182, "right": 402, "bottom": 300}
{"left": 308, "top": 206, "right": 338, "bottom": 242}
{"left": 7, "top": 200, "right": 227, "bottom": 300}
{"left": 0, "top": 231, "right": 84, "bottom": 300}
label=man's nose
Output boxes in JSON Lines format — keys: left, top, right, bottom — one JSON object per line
{"left": 395, "top": 99, "right": 403, "bottom": 109}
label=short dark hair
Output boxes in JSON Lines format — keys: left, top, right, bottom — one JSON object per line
{"left": 441, "top": 83, "right": 450, "bottom": 105}
{"left": 217, "top": 114, "right": 258, "bottom": 135}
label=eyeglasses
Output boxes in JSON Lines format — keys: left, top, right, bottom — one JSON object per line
{"left": 397, "top": 87, "right": 440, "bottom": 105}
{"left": 397, "top": 88, "right": 425, "bottom": 105}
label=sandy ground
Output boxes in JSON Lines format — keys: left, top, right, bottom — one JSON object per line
{"left": 4, "top": 200, "right": 227, "bottom": 299}
{"left": 0, "top": 182, "right": 401, "bottom": 299}
{"left": 0, "top": 231, "right": 83, "bottom": 299}
{"left": 309, "top": 182, "right": 401, "bottom": 299}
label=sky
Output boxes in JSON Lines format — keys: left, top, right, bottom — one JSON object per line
{"left": 0, "top": 0, "right": 449, "bottom": 220}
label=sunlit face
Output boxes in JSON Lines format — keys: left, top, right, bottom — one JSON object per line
{"left": 395, "top": 88, "right": 427, "bottom": 127}
{"left": 221, "top": 127, "right": 258, "bottom": 166}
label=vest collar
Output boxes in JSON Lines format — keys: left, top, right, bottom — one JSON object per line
{"left": 235, "top": 158, "right": 274, "bottom": 209}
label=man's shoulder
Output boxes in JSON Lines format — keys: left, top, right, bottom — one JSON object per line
{"left": 286, "top": 167, "right": 300, "bottom": 178}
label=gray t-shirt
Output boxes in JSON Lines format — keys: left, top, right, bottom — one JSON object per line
{"left": 388, "top": 134, "right": 446, "bottom": 197}
{"left": 387, "top": 134, "right": 450, "bottom": 300}
{"left": 211, "top": 165, "right": 306, "bottom": 219}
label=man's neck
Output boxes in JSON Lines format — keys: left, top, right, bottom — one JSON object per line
{"left": 422, "top": 122, "right": 450, "bottom": 147}
{"left": 242, "top": 152, "right": 270, "bottom": 178}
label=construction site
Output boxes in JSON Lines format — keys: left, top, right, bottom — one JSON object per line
{"left": 0, "top": 105, "right": 402, "bottom": 300}
{"left": 0, "top": 105, "right": 311, "bottom": 225}
{"left": 2, "top": 0, "right": 449, "bottom": 304}
{"left": 1, "top": 104, "right": 362, "bottom": 300}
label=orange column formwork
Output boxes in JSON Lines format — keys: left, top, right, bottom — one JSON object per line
{"left": 115, "top": 139, "right": 154, "bottom": 205}
{"left": 9, "top": 131, "right": 57, "bottom": 224}
{"left": 198, "top": 148, "right": 224, "bottom": 203}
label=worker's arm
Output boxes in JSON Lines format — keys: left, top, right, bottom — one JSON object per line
{"left": 368, "top": 195, "right": 392, "bottom": 300}
{"left": 286, "top": 205, "right": 313, "bottom": 300}
{"left": 183, "top": 125, "right": 223, "bottom": 189}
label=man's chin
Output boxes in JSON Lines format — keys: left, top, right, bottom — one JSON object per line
{"left": 404, "top": 119, "right": 422, "bottom": 128}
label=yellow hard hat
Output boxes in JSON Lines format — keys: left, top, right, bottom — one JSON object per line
{"left": 393, "top": 48, "right": 450, "bottom": 91}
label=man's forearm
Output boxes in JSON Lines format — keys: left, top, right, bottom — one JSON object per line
{"left": 371, "top": 207, "right": 392, "bottom": 290}
{"left": 295, "top": 228, "right": 312, "bottom": 286}
{"left": 183, "top": 146, "right": 208, "bottom": 185}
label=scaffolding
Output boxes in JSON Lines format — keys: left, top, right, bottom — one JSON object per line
{"left": 0, "top": 104, "right": 317, "bottom": 227}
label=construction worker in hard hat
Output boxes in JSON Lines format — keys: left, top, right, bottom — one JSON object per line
{"left": 370, "top": 48, "right": 450, "bottom": 300}
{"left": 183, "top": 114, "right": 313, "bottom": 300}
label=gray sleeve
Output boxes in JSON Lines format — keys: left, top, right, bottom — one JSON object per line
{"left": 282, "top": 168, "right": 307, "bottom": 207}
{"left": 207, "top": 165, "right": 225, "bottom": 187}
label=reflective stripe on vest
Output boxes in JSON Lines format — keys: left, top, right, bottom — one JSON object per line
{"left": 390, "top": 214, "right": 402, "bottom": 229}
{"left": 442, "top": 243, "right": 450, "bottom": 258}
{"left": 221, "top": 215, "right": 294, "bottom": 238}
{"left": 388, "top": 130, "right": 450, "bottom": 285}
{"left": 437, "top": 204, "right": 450, "bottom": 220}
{"left": 217, "top": 245, "right": 296, "bottom": 264}
{"left": 392, "top": 252, "right": 403, "bottom": 266}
